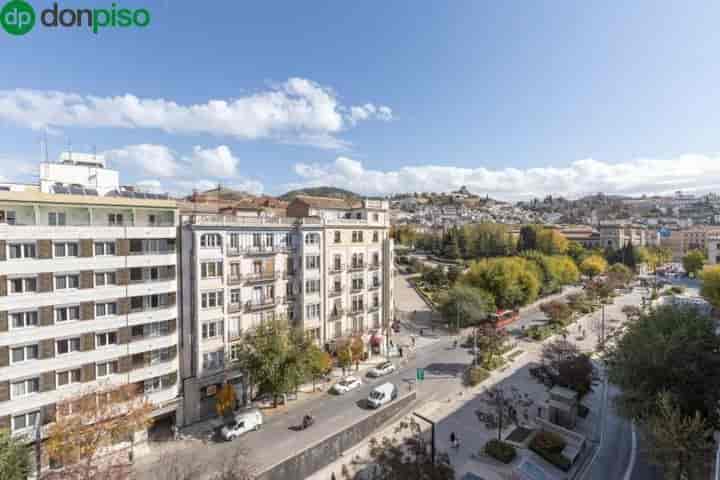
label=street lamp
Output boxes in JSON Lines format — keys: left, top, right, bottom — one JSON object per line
{"left": 413, "top": 412, "right": 436, "bottom": 466}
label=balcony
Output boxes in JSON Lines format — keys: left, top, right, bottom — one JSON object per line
{"left": 245, "top": 272, "right": 279, "bottom": 284}
{"left": 227, "top": 276, "right": 243, "bottom": 286}
{"left": 329, "top": 286, "right": 344, "bottom": 297}
{"left": 348, "top": 263, "right": 365, "bottom": 272}
{"left": 226, "top": 248, "right": 242, "bottom": 257}
{"left": 367, "top": 304, "right": 380, "bottom": 313}
{"left": 244, "top": 245, "right": 293, "bottom": 255}
{"left": 329, "top": 264, "right": 345, "bottom": 274}
{"left": 368, "top": 283, "right": 381, "bottom": 291}
{"left": 368, "top": 263, "right": 381, "bottom": 271}
{"left": 329, "top": 307, "right": 344, "bottom": 320}
{"left": 245, "top": 297, "right": 282, "bottom": 311}
{"left": 228, "top": 302, "right": 242, "bottom": 314}
{"left": 349, "top": 306, "right": 365, "bottom": 315}
{"left": 350, "top": 284, "right": 365, "bottom": 293}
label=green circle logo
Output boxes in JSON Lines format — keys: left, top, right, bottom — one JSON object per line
{"left": 1, "top": 0, "right": 35, "bottom": 36}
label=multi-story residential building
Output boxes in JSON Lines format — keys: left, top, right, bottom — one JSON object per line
{"left": 598, "top": 223, "right": 649, "bottom": 249}
{"left": 662, "top": 226, "right": 720, "bottom": 261}
{"left": 706, "top": 232, "right": 720, "bottom": 265}
{"left": 179, "top": 197, "right": 393, "bottom": 425}
{"left": 0, "top": 154, "right": 180, "bottom": 470}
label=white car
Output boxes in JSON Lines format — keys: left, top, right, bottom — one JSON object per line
{"left": 367, "top": 361, "right": 396, "bottom": 378}
{"left": 331, "top": 376, "right": 362, "bottom": 394}
{"left": 220, "top": 409, "right": 263, "bottom": 441}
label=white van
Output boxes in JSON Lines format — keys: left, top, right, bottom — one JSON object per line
{"left": 367, "top": 382, "right": 398, "bottom": 409}
{"left": 220, "top": 408, "right": 263, "bottom": 441}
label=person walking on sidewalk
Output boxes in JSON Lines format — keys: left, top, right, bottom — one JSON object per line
{"left": 331, "top": 472, "right": 337, "bottom": 480}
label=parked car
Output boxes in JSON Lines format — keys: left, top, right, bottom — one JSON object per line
{"left": 220, "top": 409, "right": 263, "bottom": 441}
{"left": 252, "top": 392, "right": 286, "bottom": 408}
{"left": 331, "top": 376, "right": 362, "bottom": 394}
{"left": 367, "top": 361, "right": 396, "bottom": 378}
{"left": 367, "top": 382, "right": 398, "bottom": 409}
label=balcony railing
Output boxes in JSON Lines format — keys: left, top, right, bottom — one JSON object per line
{"left": 349, "top": 306, "right": 365, "bottom": 315}
{"left": 348, "top": 263, "right": 365, "bottom": 272}
{"left": 350, "top": 284, "right": 365, "bottom": 293}
{"left": 243, "top": 245, "right": 293, "bottom": 255}
{"left": 329, "top": 264, "right": 345, "bottom": 274}
{"left": 368, "top": 263, "right": 381, "bottom": 271}
{"left": 227, "top": 276, "right": 243, "bottom": 286}
{"left": 244, "top": 272, "right": 279, "bottom": 284}
{"left": 245, "top": 297, "right": 282, "bottom": 311}
{"left": 368, "top": 283, "right": 381, "bottom": 291}
{"left": 367, "top": 304, "right": 380, "bottom": 313}
{"left": 329, "top": 287, "right": 344, "bottom": 297}
{"left": 329, "top": 308, "right": 344, "bottom": 320}
{"left": 228, "top": 302, "right": 242, "bottom": 314}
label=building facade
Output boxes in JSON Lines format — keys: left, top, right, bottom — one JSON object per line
{"left": 0, "top": 155, "right": 180, "bottom": 470}
{"left": 178, "top": 198, "right": 394, "bottom": 426}
{"left": 598, "top": 224, "right": 649, "bottom": 249}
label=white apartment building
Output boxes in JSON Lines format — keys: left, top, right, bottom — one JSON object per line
{"left": 0, "top": 155, "right": 180, "bottom": 471}
{"left": 179, "top": 196, "right": 394, "bottom": 425}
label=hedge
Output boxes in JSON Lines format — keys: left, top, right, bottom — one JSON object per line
{"left": 529, "top": 431, "right": 572, "bottom": 472}
{"left": 465, "top": 367, "right": 490, "bottom": 386}
{"left": 483, "top": 439, "right": 517, "bottom": 464}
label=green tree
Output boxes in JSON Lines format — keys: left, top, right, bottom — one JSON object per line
{"left": 605, "top": 305, "right": 720, "bottom": 428}
{"left": 539, "top": 300, "right": 573, "bottom": 326}
{"left": 700, "top": 265, "right": 720, "bottom": 308}
{"left": 446, "top": 265, "right": 462, "bottom": 285}
{"left": 607, "top": 263, "right": 633, "bottom": 287}
{"left": 682, "top": 249, "right": 706, "bottom": 276}
{"left": 236, "top": 319, "right": 309, "bottom": 406}
{"left": 443, "top": 232, "right": 460, "bottom": 259}
{"left": 517, "top": 225, "right": 538, "bottom": 252}
{"left": 567, "top": 241, "right": 586, "bottom": 264}
{"left": 580, "top": 255, "right": 608, "bottom": 278}
{"left": 536, "top": 229, "right": 569, "bottom": 255}
{"left": 337, "top": 345, "right": 353, "bottom": 375}
{"left": 305, "top": 344, "right": 332, "bottom": 391}
{"left": 645, "top": 392, "right": 714, "bottom": 480}
{"left": 0, "top": 429, "right": 31, "bottom": 480}
{"left": 439, "top": 284, "right": 495, "bottom": 329}
{"left": 475, "top": 324, "right": 508, "bottom": 368}
{"left": 463, "top": 257, "right": 541, "bottom": 309}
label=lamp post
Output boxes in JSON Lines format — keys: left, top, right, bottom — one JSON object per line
{"left": 413, "top": 412, "right": 436, "bottom": 466}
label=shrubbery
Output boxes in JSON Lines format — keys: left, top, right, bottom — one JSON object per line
{"left": 483, "top": 439, "right": 517, "bottom": 464}
{"left": 465, "top": 367, "right": 490, "bottom": 386}
{"left": 529, "top": 431, "right": 571, "bottom": 471}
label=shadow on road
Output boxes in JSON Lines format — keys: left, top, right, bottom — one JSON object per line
{"left": 424, "top": 362, "right": 466, "bottom": 378}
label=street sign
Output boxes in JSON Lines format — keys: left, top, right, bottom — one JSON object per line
{"left": 416, "top": 368, "right": 425, "bottom": 381}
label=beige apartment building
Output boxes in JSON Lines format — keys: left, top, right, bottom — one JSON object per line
{"left": 0, "top": 155, "right": 180, "bottom": 471}
{"left": 178, "top": 196, "right": 394, "bottom": 425}
{"left": 661, "top": 226, "right": 720, "bottom": 261}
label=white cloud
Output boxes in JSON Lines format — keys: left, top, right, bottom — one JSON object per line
{"left": 288, "top": 153, "right": 720, "bottom": 200}
{"left": 104, "top": 144, "right": 180, "bottom": 178}
{"left": 347, "top": 103, "right": 393, "bottom": 125}
{"left": 185, "top": 145, "right": 239, "bottom": 177}
{"left": 0, "top": 79, "right": 392, "bottom": 148}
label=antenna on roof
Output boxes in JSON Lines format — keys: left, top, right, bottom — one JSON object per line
{"left": 41, "top": 128, "right": 49, "bottom": 163}
{"left": 66, "top": 137, "right": 73, "bottom": 163}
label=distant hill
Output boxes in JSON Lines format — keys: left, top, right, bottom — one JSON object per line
{"left": 279, "top": 186, "right": 360, "bottom": 201}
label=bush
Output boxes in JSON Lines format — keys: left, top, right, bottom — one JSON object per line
{"left": 483, "top": 439, "right": 517, "bottom": 464}
{"left": 465, "top": 367, "right": 490, "bottom": 386}
{"left": 525, "top": 324, "right": 560, "bottom": 341}
{"left": 479, "top": 354, "right": 506, "bottom": 371}
{"left": 529, "top": 431, "right": 572, "bottom": 472}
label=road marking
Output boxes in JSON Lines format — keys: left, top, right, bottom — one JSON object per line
{"left": 623, "top": 422, "right": 637, "bottom": 480}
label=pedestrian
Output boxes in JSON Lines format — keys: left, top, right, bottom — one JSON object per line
{"left": 331, "top": 473, "right": 337, "bottom": 480}
{"left": 399, "top": 346, "right": 404, "bottom": 357}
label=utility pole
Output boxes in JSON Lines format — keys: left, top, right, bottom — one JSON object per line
{"left": 600, "top": 303, "right": 606, "bottom": 350}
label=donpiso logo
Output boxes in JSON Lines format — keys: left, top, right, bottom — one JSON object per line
{"left": 1, "top": 0, "right": 35, "bottom": 36}
{"left": 1, "top": 1, "right": 150, "bottom": 35}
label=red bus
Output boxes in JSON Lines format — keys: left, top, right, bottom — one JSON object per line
{"left": 488, "top": 309, "right": 519, "bottom": 329}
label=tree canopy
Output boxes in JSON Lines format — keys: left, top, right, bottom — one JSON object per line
{"left": 536, "top": 229, "right": 569, "bottom": 255}
{"left": 700, "top": 265, "right": 720, "bottom": 308}
{"left": 579, "top": 255, "right": 608, "bottom": 278}
{"left": 0, "top": 429, "right": 31, "bottom": 480}
{"left": 439, "top": 284, "right": 495, "bottom": 328}
{"left": 463, "top": 257, "right": 541, "bottom": 309}
{"left": 682, "top": 249, "right": 706, "bottom": 276}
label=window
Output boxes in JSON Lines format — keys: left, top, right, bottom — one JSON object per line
{"left": 305, "top": 233, "right": 319, "bottom": 245}
{"left": 55, "top": 306, "right": 80, "bottom": 322}
{"left": 56, "top": 337, "right": 81, "bottom": 355}
{"left": 373, "top": 312, "right": 380, "bottom": 328}
{"left": 305, "top": 303, "right": 320, "bottom": 319}
{"left": 144, "top": 377, "right": 162, "bottom": 394}
{"left": 373, "top": 252, "right": 380, "bottom": 266}
{"left": 265, "top": 233, "right": 274, "bottom": 247}
{"left": 373, "top": 231, "right": 379, "bottom": 242}
{"left": 201, "top": 261, "right": 223, "bottom": 279}
{"left": 372, "top": 294, "right": 380, "bottom": 307}
{"left": 97, "top": 361, "right": 118, "bottom": 378}
{"left": 9, "top": 243, "right": 36, "bottom": 259}
{"left": 12, "top": 411, "right": 39, "bottom": 431}
{"left": 95, "top": 271, "right": 117, "bottom": 287}
{"left": 131, "top": 294, "right": 174, "bottom": 311}
{"left": 202, "top": 319, "right": 224, "bottom": 340}
{"left": 373, "top": 273, "right": 380, "bottom": 287}
{"left": 252, "top": 232, "right": 262, "bottom": 247}
{"left": 352, "top": 253, "right": 364, "bottom": 268}
{"left": 1, "top": 210, "right": 17, "bottom": 225}
{"left": 95, "top": 241, "right": 116, "bottom": 255}
{"left": 57, "top": 369, "right": 81, "bottom": 387}
{"left": 373, "top": 213, "right": 380, "bottom": 222}
{"left": 11, "top": 311, "right": 38, "bottom": 329}
{"left": 305, "top": 255, "right": 320, "bottom": 269}
{"left": 108, "top": 213, "right": 124, "bottom": 226}
{"left": 201, "top": 291, "right": 224, "bottom": 309}
{"left": 229, "top": 233, "right": 239, "bottom": 249}
{"left": 305, "top": 279, "right": 320, "bottom": 294}
{"left": 202, "top": 350, "right": 224, "bottom": 371}
{"left": 352, "top": 295, "right": 364, "bottom": 312}
{"left": 48, "top": 212, "right": 66, "bottom": 226}
{"left": 54, "top": 242, "right": 78, "bottom": 257}
{"left": 334, "top": 231, "right": 341, "bottom": 243}
{"left": 132, "top": 320, "right": 171, "bottom": 338}
{"left": 230, "top": 289, "right": 241, "bottom": 304}
{"left": 96, "top": 331, "right": 118, "bottom": 347}
{"left": 10, "top": 277, "right": 36, "bottom": 294}
{"left": 230, "top": 343, "right": 242, "bottom": 362}
{"left": 11, "top": 345, "right": 38, "bottom": 363}
{"left": 333, "top": 255, "right": 342, "bottom": 270}
{"left": 352, "top": 231, "right": 364, "bottom": 242}
{"left": 150, "top": 347, "right": 175, "bottom": 365}
{"left": 55, "top": 274, "right": 80, "bottom": 290}
{"left": 200, "top": 234, "right": 221, "bottom": 248}
{"left": 352, "top": 277, "right": 364, "bottom": 290}
{"left": 229, "top": 263, "right": 241, "bottom": 280}
{"left": 11, "top": 378, "right": 39, "bottom": 398}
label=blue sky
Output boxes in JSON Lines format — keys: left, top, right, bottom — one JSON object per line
{"left": 2, "top": 0, "right": 720, "bottom": 199}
